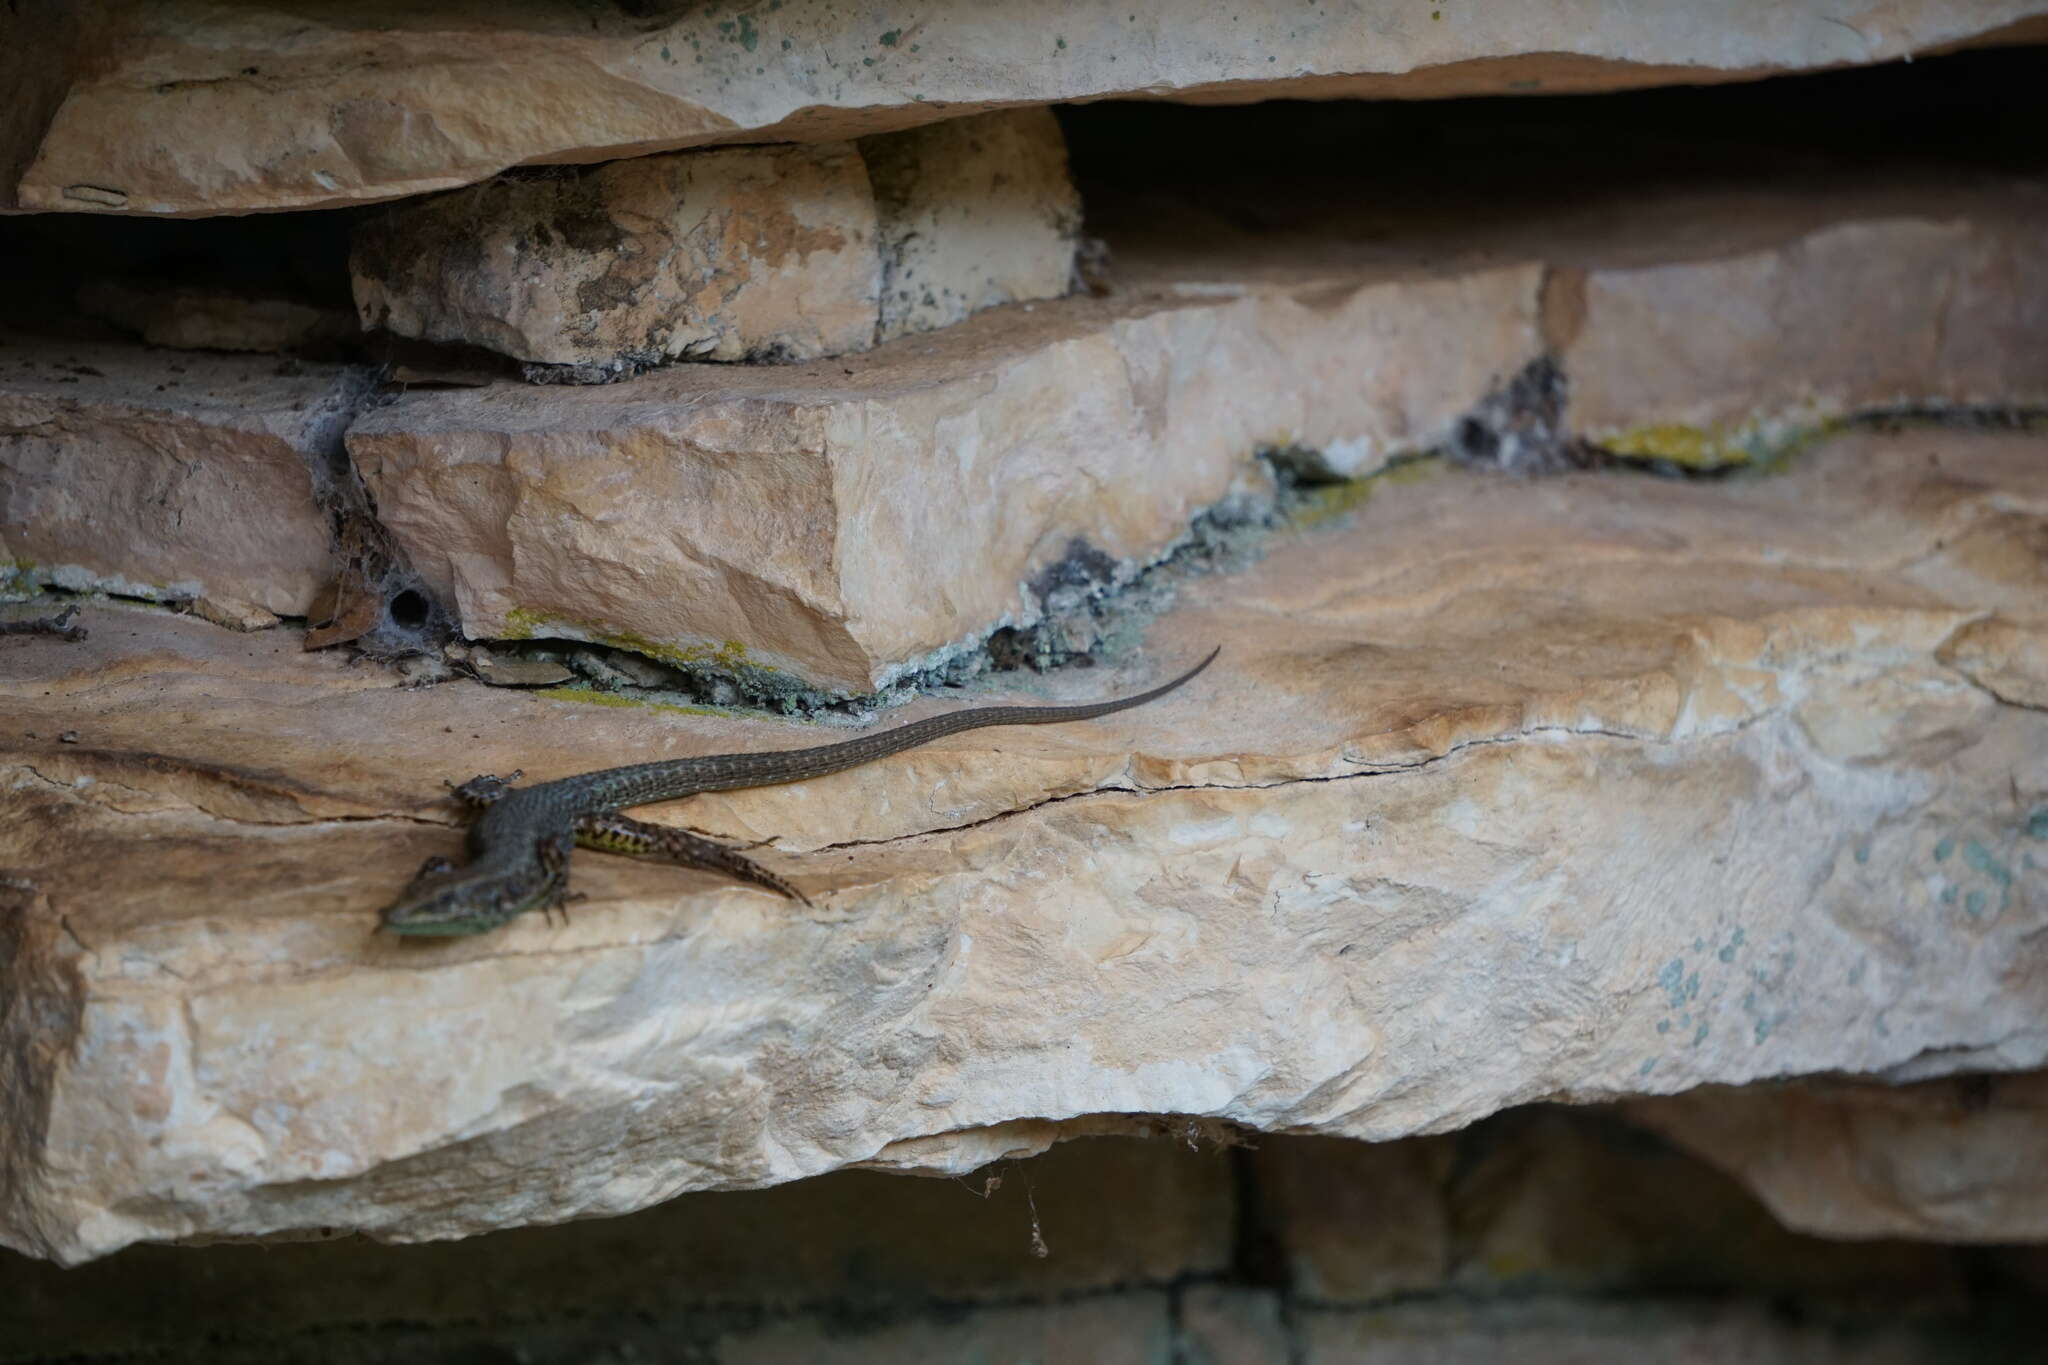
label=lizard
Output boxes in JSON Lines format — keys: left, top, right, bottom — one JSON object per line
{"left": 0, "top": 604, "right": 87, "bottom": 641}
{"left": 378, "top": 647, "right": 1217, "bottom": 936}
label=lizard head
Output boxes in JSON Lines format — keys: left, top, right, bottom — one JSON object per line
{"left": 377, "top": 852, "right": 560, "bottom": 937}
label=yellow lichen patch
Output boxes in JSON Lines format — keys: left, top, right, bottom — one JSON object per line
{"left": 1599, "top": 411, "right": 1846, "bottom": 473}
{"left": 500, "top": 607, "right": 545, "bottom": 641}
{"left": 1600, "top": 422, "right": 1749, "bottom": 469}
{"left": 533, "top": 686, "right": 727, "bottom": 718}
{"left": 1290, "top": 454, "right": 1446, "bottom": 530}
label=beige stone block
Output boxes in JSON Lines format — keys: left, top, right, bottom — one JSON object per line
{"left": 1252, "top": 1136, "right": 1453, "bottom": 1303}
{"left": 1626, "top": 1072, "right": 2048, "bottom": 1242}
{"left": 1255, "top": 1115, "right": 1955, "bottom": 1310}
{"left": 348, "top": 191, "right": 2048, "bottom": 688}
{"left": 1444, "top": 1111, "right": 1957, "bottom": 1300}
{"left": 351, "top": 142, "right": 879, "bottom": 373}
{"left": 1178, "top": 1286, "right": 1293, "bottom": 1365}
{"left": 76, "top": 279, "right": 359, "bottom": 355}
{"left": 12, "top": 2, "right": 2045, "bottom": 216}
{"left": 348, "top": 262, "right": 1541, "bottom": 690}
{"left": 1299, "top": 1301, "right": 1973, "bottom": 1365}
{"left": 3, "top": 427, "right": 2046, "bottom": 1264}
{"left": 865, "top": 109, "right": 1081, "bottom": 344}
{"left": 0, "top": 336, "right": 368, "bottom": 619}
{"left": 715, "top": 1293, "right": 1171, "bottom": 1365}
{"left": 0, "top": 1137, "right": 1226, "bottom": 1355}
{"left": 1563, "top": 216, "right": 2048, "bottom": 464}
{"left": 1938, "top": 616, "right": 2048, "bottom": 709}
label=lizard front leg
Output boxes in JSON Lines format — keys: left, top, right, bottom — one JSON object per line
{"left": 449, "top": 771, "right": 524, "bottom": 806}
{"left": 578, "top": 812, "right": 812, "bottom": 908}
{"left": 532, "top": 829, "right": 580, "bottom": 926}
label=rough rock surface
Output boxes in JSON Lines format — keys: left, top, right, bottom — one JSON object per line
{"left": 866, "top": 108, "right": 1082, "bottom": 344}
{"left": 10, "top": 1, "right": 2046, "bottom": 215}
{"left": 351, "top": 143, "right": 880, "bottom": 373}
{"left": 347, "top": 192, "right": 2047, "bottom": 691}
{"left": 1294, "top": 1300, "right": 1997, "bottom": 1365}
{"left": 5, "top": 1115, "right": 2019, "bottom": 1357}
{"left": 349, "top": 260, "right": 1537, "bottom": 690}
{"left": 719, "top": 1295, "right": 1169, "bottom": 1365}
{"left": 0, "top": 336, "right": 371, "bottom": 622}
{"left": 350, "top": 109, "right": 1078, "bottom": 376}
{"left": 1562, "top": 216, "right": 2048, "bottom": 464}
{"left": 1627, "top": 1072, "right": 2048, "bottom": 1242}
{"left": 77, "top": 280, "right": 359, "bottom": 356}
{"left": 0, "top": 1136, "right": 1229, "bottom": 1358}
{"left": 2, "top": 426, "right": 2043, "bottom": 1264}
{"left": 1255, "top": 1117, "right": 1957, "bottom": 1308}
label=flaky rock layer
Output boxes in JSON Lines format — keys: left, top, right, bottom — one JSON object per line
{"left": 2, "top": 427, "right": 2043, "bottom": 1263}
{"left": 11, "top": 1, "right": 2045, "bottom": 215}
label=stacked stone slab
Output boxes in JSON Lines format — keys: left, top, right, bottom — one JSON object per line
{"left": 349, "top": 109, "right": 1081, "bottom": 380}
{"left": 346, "top": 261, "right": 1540, "bottom": 690}
{"left": 7, "top": 0, "right": 2043, "bottom": 215}
{"left": 4, "top": 425, "right": 2046, "bottom": 1263}
{"left": 1, "top": 0, "right": 2046, "bottom": 1301}
{"left": 345, "top": 198, "right": 2047, "bottom": 691}
{"left": 13, "top": 188, "right": 2046, "bottom": 688}
{"left": 0, "top": 338, "right": 372, "bottom": 628}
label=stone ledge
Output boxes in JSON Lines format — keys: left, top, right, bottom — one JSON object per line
{"left": 1296, "top": 1298, "right": 2013, "bottom": 1365}
{"left": 5, "top": 1112, "right": 2037, "bottom": 1358}
{"left": 2, "top": 425, "right": 2043, "bottom": 1263}
{"left": 0, "top": 1138, "right": 1224, "bottom": 1358}
{"left": 347, "top": 258, "right": 1539, "bottom": 691}
{"left": 350, "top": 141, "right": 884, "bottom": 373}
{"left": 0, "top": 337, "right": 372, "bottom": 623}
{"left": 11, "top": 2, "right": 2045, "bottom": 216}
{"left": 345, "top": 182, "right": 2048, "bottom": 691}
{"left": 349, "top": 108, "right": 1080, "bottom": 377}
{"left": 1626, "top": 1072, "right": 2048, "bottom": 1242}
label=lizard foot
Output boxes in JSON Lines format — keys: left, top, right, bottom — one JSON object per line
{"left": 531, "top": 831, "right": 576, "bottom": 925}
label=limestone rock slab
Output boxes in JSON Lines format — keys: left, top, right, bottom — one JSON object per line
{"left": 1179, "top": 1287, "right": 1293, "bottom": 1365}
{"left": 346, "top": 190, "right": 2048, "bottom": 692}
{"left": 350, "top": 109, "right": 1079, "bottom": 376}
{"left": 1562, "top": 216, "right": 2048, "bottom": 464}
{"left": 1, "top": 426, "right": 2045, "bottom": 1263}
{"left": 349, "top": 261, "right": 1539, "bottom": 690}
{"left": 1627, "top": 1072, "right": 2048, "bottom": 1242}
{"left": 77, "top": 280, "right": 359, "bottom": 356}
{"left": 351, "top": 143, "right": 879, "bottom": 373}
{"left": 1299, "top": 1300, "right": 1985, "bottom": 1365}
{"left": 12, "top": 1, "right": 2047, "bottom": 216}
{"left": 0, "top": 336, "right": 370, "bottom": 620}
{"left": 1252, "top": 1135, "right": 1453, "bottom": 1303}
{"left": 0, "top": 1137, "right": 1225, "bottom": 1357}
{"left": 866, "top": 109, "right": 1082, "bottom": 344}
{"left": 714, "top": 1294, "right": 1170, "bottom": 1365}
{"left": 1256, "top": 1112, "right": 1958, "bottom": 1309}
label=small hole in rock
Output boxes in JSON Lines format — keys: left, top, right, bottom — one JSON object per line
{"left": 1455, "top": 416, "right": 1497, "bottom": 461}
{"left": 388, "top": 590, "right": 430, "bottom": 629}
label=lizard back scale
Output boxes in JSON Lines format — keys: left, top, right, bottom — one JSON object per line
{"left": 379, "top": 648, "right": 1218, "bottom": 936}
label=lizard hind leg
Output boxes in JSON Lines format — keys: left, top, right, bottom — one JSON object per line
{"left": 575, "top": 812, "right": 813, "bottom": 908}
